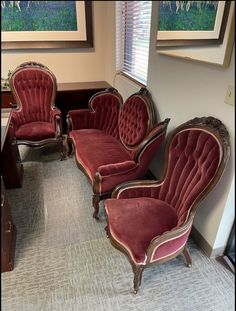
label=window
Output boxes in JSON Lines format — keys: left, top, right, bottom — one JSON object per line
{"left": 116, "top": 1, "right": 152, "bottom": 85}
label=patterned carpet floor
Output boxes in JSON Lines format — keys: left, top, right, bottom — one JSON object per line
{"left": 2, "top": 145, "right": 235, "bottom": 311}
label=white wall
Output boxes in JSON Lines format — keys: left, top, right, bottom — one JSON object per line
{"left": 213, "top": 175, "right": 235, "bottom": 251}
{"left": 104, "top": 2, "right": 235, "bottom": 256}
{"left": 1, "top": 1, "right": 108, "bottom": 83}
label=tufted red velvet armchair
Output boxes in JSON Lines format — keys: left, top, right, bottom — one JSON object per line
{"left": 105, "top": 116, "right": 230, "bottom": 293}
{"left": 9, "top": 61, "right": 64, "bottom": 158}
{"left": 67, "top": 87, "right": 170, "bottom": 218}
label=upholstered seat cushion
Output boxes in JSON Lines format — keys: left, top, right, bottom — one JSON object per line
{"left": 69, "top": 129, "right": 132, "bottom": 180}
{"left": 15, "top": 121, "right": 56, "bottom": 141}
{"left": 105, "top": 198, "right": 178, "bottom": 264}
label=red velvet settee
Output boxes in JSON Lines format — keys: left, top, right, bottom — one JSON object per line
{"left": 66, "top": 87, "right": 170, "bottom": 218}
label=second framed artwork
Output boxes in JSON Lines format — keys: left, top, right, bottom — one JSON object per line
{"left": 1, "top": 1, "right": 93, "bottom": 49}
{"left": 157, "top": 1, "right": 231, "bottom": 47}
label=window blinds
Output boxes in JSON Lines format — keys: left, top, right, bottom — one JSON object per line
{"left": 116, "top": 1, "right": 152, "bottom": 85}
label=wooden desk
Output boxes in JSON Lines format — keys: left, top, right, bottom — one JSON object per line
{"left": 1, "top": 109, "right": 23, "bottom": 189}
{"left": 1, "top": 109, "right": 20, "bottom": 273}
{"left": 1, "top": 81, "right": 112, "bottom": 133}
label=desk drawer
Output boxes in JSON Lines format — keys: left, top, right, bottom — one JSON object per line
{"left": 1, "top": 181, "right": 17, "bottom": 273}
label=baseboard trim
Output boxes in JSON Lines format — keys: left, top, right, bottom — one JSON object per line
{"left": 190, "top": 226, "right": 225, "bottom": 258}
{"left": 222, "top": 255, "right": 235, "bottom": 273}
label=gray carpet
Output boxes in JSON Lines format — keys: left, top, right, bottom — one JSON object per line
{"left": 2, "top": 144, "right": 235, "bottom": 311}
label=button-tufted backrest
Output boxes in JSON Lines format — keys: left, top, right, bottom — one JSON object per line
{"left": 89, "top": 88, "right": 123, "bottom": 138}
{"left": 9, "top": 61, "right": 57, "bottom": 124}
{"left": 118, "top": 88, "right": 155, "bottom": 149}
{"left": 155, "top": 117, "right": 230, "bottom": 227}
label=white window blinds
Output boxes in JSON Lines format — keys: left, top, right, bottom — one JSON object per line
{"left": 116, "top": 1, "right": 152, "bottom": 85}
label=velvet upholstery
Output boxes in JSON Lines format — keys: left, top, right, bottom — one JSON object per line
{"left": 67, "top": 91, "right": 121, "bottom": 138}
{"left": 105, "top": 198, "right": 178, "bottom": 264}
{"left": 14, "top": 121, "right": 56, "bottom": 141}
{"left": 9, "top": 61, "right": 64, "bottom": 156}
{"left": 119, "top": 95, "right": 150, "bottom": 146}
{"left": 67, "top": 87, "right": 170, "bottom": 218}
{"left": 69, "top": 129, "right": 132, "bottom": 180}
{"left": 104, "top": 116, "right": 230, "bottom": 293}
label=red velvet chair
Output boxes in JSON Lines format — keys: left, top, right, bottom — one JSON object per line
{"left": 105, "top": 116, "right": 230, "bottom": 293}
{"left": 67, "top": 87, "right": 170, "bottom": 218}
{"left": 9, "top": 61, "right": 64, "bottom": 158}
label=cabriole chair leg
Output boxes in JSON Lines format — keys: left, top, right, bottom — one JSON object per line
{"left": 93, "top": 194, "right": 100, "bottom": 220}
{"left": 133, "top": 265, "right": 144, "bottom": 294}
{"left": 60, "top": 140, "right": 67, "bottom": 161}
{"left": 67, "top": 137, "right": 73, "bottom": 157}
{"left": 104, "top": 226, "right": 109, "bottom": 238}
{"left": 183, "top": 245, "right": 192, "bottom": 268}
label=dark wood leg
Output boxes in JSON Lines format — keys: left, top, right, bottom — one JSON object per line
{"left": 132, "top": 265, "right": 144, "bottom": 294}
{"left": 60, "top": 140, "right": 67, "bottom": 161}
{"left": 67, "top": 137, "right": 73, "bottom": 157}
{"left": 93, "top": 194, "right": 101, "bottom": 220}
{"left": 104, "top": 226, "right": 109, "bottom": 238}
{"left": 183, "top": 245, "right": 192, "bottom": 268}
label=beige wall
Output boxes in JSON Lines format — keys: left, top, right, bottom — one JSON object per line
{"left": 1, "top": 1, "right": 108, "bottom": 83}
{"left": 1, "top": 1, "right": 234, "bottom": 255}
{"left": 104, "top": 2, "right": 235, "bottom": 255}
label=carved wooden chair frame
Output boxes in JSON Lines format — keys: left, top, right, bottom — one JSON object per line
{"left": 105, "top": 116, "right": 230, "bottom": 293}
{"left": 9, "top": 61, "right": 65, "bottom": 159}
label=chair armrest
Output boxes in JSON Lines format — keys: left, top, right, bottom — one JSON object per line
{"left": 11, "top": 110, "right": 21, "bottom": 133}
{"left": 145, "top": 216, "right": 194, "bottom": 265}
{"left": 93, "top": 161, "right": 139, "bottom": 195}
{"left": 50, "top": 108, "right": 62, "bottom": 137}
{"left": 134, "top": 118, "right": 170, "bottom": 162}
{"left": 112, "top": 179, "right": 163, "bottom": 199}
{"left": 66, "top": 109, "right": 93, "bottom": 131}
{"left": 50, "top": 108, "right": 61, "bottom": 121}
{"left": 98, "top": 161, "right": 138, "bottom": 176}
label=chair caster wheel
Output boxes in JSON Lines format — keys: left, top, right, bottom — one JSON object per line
{"left": 187, "top": 263, "right": 192, "bottom": 268}
{"left": 133, "top": 289, "right": 138, "bottom": 295}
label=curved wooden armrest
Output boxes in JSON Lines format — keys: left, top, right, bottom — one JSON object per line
{"left": 93, "top": 162, "right": 139, "bottom": 195}
{"left": 145, "top": 215, "right": 194, "bottom": 264}
{"left": 97, "top": 161, "right": 138, "bottom": 177}
{"left": 50, "top": 109, "right": 62, "bottom": 135}
{"left": 10, "top": 110, "right": 21, "bottom": 132}
{"left": 112, "top": 179, "right": 163, "bottom": 199}
{"left": 50, "top": 108, "right": 61, "bottom": 121}
{"left": 134, "top": 118, "right": 170, "bottom": 162}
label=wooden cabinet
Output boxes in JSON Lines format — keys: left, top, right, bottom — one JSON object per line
{"left": 1, "top": 109, "right": 22, "bottom": 273}
{"left": 1, "top": 177, "right": 17, "bottom": 273}
{"left": 1, "top": 135, "right": 23, "bottom": 189}
{"left": 1, "top": 81, "right": 112, "bottom": 133}
{"left": 1, "top": 120, "right": 23, "bottom": 189}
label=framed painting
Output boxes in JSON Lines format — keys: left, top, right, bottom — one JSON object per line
{"left": 1, "top": 1, "right": 93, "bottom": 49}
{"left": 157, "top": 1, "right": 231, "bottom": 47}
